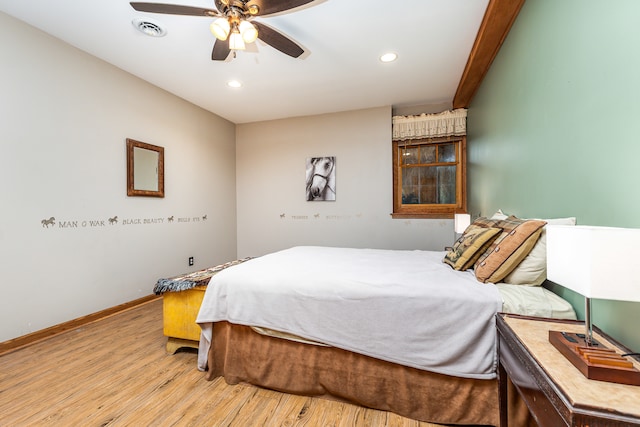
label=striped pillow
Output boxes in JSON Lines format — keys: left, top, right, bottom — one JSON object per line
{"left": 474, "top": 216, "right": 546, "bottom": 283}
{"left": 443, "top": 225, "right": 502, "bottom": 270}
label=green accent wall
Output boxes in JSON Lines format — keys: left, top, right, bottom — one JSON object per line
{"left": 468, "top": 0, "right": 640, "bottom": 351}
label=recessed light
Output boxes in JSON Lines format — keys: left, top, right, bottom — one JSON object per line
{"left": 227, "top": 80, "right": 242, "bottom": 88}
{"left": 380, "top": 52, "right": 398, "bottom": 63}
{"left": 132, "top": 18, "right": 167, "bottom": 37}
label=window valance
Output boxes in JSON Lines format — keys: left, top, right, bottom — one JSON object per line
{"left": 392, "top": 108, "right": 467, "bottom": 141}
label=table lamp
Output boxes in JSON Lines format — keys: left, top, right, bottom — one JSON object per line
{"left": 454, "top": 213, "right": 471, "bottom": 234}
{"left": 546, "top": 224, "right": 640, "bottom": 385}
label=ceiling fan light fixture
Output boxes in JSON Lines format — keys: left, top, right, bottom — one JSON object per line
{"left": 210, "top": 17, "right": 230, "bottom": 40}
{"left": 239, "top": 20, "right": 258, "bottom": 43}
{"left": 128, "top": 0, "right": 310, "bottom": 61}
{"left": 229, "top": 29, "right": 246, "bottom": 50}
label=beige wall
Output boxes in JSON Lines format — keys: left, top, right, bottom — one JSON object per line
{"left": 0, "top": 12, "right": 458, "bottom": 343}
{"left": 235, "top": 107, "right": 454, "bottom": 257}
{"left": 0, "top": 12, "right": 237, "bottom": 342}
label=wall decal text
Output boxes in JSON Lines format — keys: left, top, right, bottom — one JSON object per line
{"left": 40, "top": 214, "right": 208, "bottom": 230}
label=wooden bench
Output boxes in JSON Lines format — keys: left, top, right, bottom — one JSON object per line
{"left": 155, "top": 258, "right": 252, "bottom": 354}
{"left": 162, "top": 285, "right": 207, "bottom": 354}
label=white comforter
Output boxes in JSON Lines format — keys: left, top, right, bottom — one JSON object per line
{"left": 196, "top": 246, "right": 503, "bottom": 379}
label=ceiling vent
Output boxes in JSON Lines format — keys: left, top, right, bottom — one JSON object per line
{"left": 132, "top": 18, "right": 167, "bottom": 37}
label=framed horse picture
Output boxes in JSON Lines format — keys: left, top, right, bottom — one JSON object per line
{"left": 305, "top": 156, "right": 336, "bottom": 201}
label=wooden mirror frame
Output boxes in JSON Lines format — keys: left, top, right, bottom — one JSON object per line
{"left": 126, "top": 138, "right": 164, "bottom": 198}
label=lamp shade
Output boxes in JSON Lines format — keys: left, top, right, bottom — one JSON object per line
{"left": 229, "top": 30, "right": 246, "bottom": 50}
{"left": 239, "top": 20, "right": 258, "bottom": 43}
{"left": 454, "top": 213, "right": 471, "bottom": 234}
{"left": 546, "top": 225, "right": 640, "bottom": 302}
{"left": 210, "top": 18, "right": 230, "bottom": 40}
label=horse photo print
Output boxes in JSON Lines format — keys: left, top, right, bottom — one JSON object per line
{"left": 305, "top": 156, "right": 336, "bottom": 201}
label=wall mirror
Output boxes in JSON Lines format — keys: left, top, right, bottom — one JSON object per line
{"left": 126, "top": 138, "right": 164, "bottom": 197}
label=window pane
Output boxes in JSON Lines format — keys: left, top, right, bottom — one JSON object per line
{"left": 437, "top": 166, "right": 456, "bottom": 204}
{"left": 419, "top": 167, "right": 436, "bottom": 203}
{"left": 401, "top": 167, "right": 419, "bottom": 203}
{"left": 420, "top": 145, "right": 436, "bottom": 164}
{"left": 401, "top": 165, "right": 456, "bottom": 205}
{"left": 402, "top": 147, "right": 419, "bottom": 165}
{"left": 402, "top": 167, "right": 419, "bottom": 186}
{"left": 438, "top": 144, "right": 456, "bottom": 163}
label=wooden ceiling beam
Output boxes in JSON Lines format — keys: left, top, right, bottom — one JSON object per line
{"left": 453, "top": 0, "right": 526, "bottom": 109}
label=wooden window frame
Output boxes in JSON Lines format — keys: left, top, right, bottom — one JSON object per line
{"left": 392, "top": 136, "right": 467, "bottom": 219}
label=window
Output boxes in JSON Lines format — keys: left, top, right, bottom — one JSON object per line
{"left": 392, "top": 136, "right": 466, "bottom": 218}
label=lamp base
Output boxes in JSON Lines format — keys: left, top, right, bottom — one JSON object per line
{"left": 549, "top": 331, "right": 640, "bottom": 386}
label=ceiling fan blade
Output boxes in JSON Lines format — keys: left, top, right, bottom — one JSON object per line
{"left": 130, "top": 2, "right": 220, "bottom": 17}
{"left": 212, "top": 38, "right": 231, "bottom": 61}
{"left": 253, "top": 21, "right": 304, "bottom": 58}
{"left": 247, "top": 0, "right": 316, "bottom": 17}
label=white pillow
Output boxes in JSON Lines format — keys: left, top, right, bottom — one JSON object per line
{"left": 490, "top": 209, "right": 509, "bottom": 220}
{"left": 496, "top": 283, "right": 577, "bottom": 319}
{"left": 502, "top": 217, "right": 576, "bottom": 286}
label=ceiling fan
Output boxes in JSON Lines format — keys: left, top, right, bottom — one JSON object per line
{"left": 130, "top": 0, "right": 316, "bottom": 61}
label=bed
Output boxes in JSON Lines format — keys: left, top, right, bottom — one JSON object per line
{"left": 195, "top": 216, "right": 577, "bottom": 426}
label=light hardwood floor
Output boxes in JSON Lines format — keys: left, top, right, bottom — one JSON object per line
{"left": 0, "top": 299, "right": 445, "bottom": 426}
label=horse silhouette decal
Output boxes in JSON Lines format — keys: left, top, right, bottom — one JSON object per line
{"left": 305, "top": 157, "right": 336, "bottom": 201}
{"left": 41, "top": 217, "right": 56, "bottom": 228}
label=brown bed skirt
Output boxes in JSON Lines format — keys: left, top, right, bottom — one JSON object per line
{"left": 205, "top": 321, "right": 534, "bottom": 426}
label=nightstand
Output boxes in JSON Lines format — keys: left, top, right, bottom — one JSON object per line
{"left": 496, "top": 313, "right": 640, "bottom": 427}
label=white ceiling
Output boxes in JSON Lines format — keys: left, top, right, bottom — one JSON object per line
{"left": 0, "top": 0, "right": 490, "bottom": 124}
